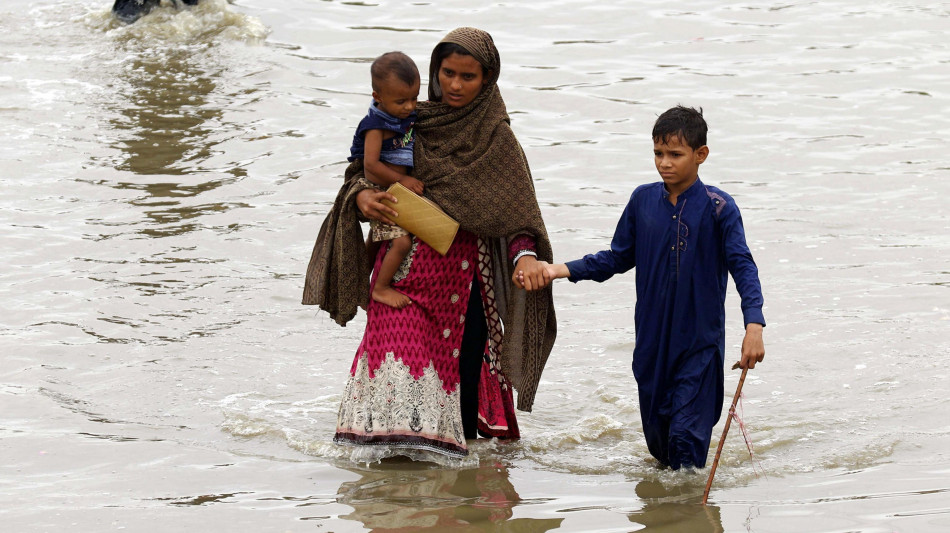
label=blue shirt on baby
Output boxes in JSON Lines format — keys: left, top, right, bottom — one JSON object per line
{"left": 348, "top": 101, "right": 415, "bottom": 168}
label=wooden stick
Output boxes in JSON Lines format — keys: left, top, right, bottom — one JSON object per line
{"left": 702, "top": 364, "right": 749, "bottom": 505}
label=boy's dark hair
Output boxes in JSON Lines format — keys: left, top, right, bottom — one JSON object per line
{"left": 371, "top": 51, "right": 420, "bottom": 92}
{"left": 652, "top": 105, "right": 708, "bottom": 149}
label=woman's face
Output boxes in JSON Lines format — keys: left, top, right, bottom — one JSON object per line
{"left": 438, "top": 52, "right": 487, "bottom": 108}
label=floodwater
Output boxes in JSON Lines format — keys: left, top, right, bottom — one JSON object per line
{"left": 2, "top": 0, "right": 948, "bottom": 531}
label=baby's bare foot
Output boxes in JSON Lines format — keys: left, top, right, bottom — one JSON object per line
{"left": 372, "top": 285, "right": 412, "bottom": 309}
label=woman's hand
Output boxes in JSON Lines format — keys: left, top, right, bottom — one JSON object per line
{"left": 513, "top": 256, "right": 551, "bottom": 291}
{"left": 356, "top": 188, "right": 399, "bottom": 226}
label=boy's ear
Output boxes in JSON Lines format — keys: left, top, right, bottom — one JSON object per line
{"left": 696, "top": 145, "right": 709, "bottom": 164}
{"left": 371, "top": 90, "right": 380, "bottom": 103}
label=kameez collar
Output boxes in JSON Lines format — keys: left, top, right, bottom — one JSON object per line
{"left": 661, "top": 176, "right": 705, "bottom": 201}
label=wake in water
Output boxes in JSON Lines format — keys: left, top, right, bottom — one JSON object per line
{"left": 84, "top": 0, "right": 269, "bottom": 44}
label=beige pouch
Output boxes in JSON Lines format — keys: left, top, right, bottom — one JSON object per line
{"left": 381, "top": 183, "right": 460, "bottom": 256}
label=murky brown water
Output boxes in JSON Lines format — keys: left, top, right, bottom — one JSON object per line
{"left": 2, "top": 0, "right": 949, "bottom": 531}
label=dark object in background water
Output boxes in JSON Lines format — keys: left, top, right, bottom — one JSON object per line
{"left": 112, "top": 0, "right": 200, "bottom": 25}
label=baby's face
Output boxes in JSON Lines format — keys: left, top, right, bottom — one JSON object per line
{"left": 373, "top": 76, "right": 420, "bottom": 120}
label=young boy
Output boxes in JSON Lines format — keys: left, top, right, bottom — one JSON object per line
{"left": 347, "top": 51, "right": 424, "bottom": 309}
{"left": 537, "top": 106, "right": 766, "bottom": 469}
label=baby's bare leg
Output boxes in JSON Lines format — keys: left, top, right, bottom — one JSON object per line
{"left": 372, "top": 235, "right": 412, "bottom": 309}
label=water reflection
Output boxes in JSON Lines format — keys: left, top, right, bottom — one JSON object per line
{"left": 109, "top": 49, "right": 222, "bottom": 177}
{"left": 627, "top": 480, "right": 723, "bottom": 532}
{"left": 88, "top": 43, "right": 250, "bottom": 238}
{"left": 337, "top": 462, "right": 563, "bottom": 532}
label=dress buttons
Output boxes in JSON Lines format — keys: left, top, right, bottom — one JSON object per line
{"left": 443, "top": 329, "right": 451, "bottom": 338}
{"left": 451, "top": 294, "right": 459, "bottom": 304}
{"left": 461, "top": 260, "right": 470, "bottom": 270}
{"left": 459, "top": 315, "right": 465, "bottom": 324}
{"left": 452, "top": 348, "right": 460, "bottom": 358}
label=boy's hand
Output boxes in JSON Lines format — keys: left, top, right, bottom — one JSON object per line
{"left": 739, "top": 323, "right": 765, "bottom": 369}
{"left": 513, "top": 256, "right": 551, "bottom": 291}
{"left": 400, "top": 176, "right": 424, "bottom": 195}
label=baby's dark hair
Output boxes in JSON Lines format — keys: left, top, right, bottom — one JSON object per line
{"left": 652, "top": 105, "right": 708, "bottom": 149}
{"left": 371, "top": 51, "right": 419, "bottom": 92}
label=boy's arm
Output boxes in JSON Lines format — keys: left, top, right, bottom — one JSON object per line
{"left": 719, "top": 198, "right": 766, "bottom": 368}
{"left": 363, "top": 129, "right": 416, "bottom": 189}
{"left": 522, "top": 192, "right": 639, "bottom": 291}
{"left": 562, "top": 194, "right": 638, "bottom": 283}
{"left": 720, "top": 199, "right": 765, "bottom": 328}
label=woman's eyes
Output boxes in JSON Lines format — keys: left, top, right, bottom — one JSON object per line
{"left": 442, "top": 69, "right": 476, "bottom": 81}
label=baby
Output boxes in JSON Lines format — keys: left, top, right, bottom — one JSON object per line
{"left": 347, "top": 51, "right": 423, "bottom": 308}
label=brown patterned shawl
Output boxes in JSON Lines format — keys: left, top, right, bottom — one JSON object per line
{"left": 302, "top": 27, "right": 556, "bottom": 411}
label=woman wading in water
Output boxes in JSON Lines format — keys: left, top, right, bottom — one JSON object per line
{"left": 303, "top": 27, "right": 556, "bottom": 462}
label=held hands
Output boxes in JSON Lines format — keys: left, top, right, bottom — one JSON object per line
{"left": 736, "top": 323, "right": 765, "bottom": 370}
{"left": 514, "top": 260, "right": 570, "bottom": 291}
{"left": 400, "top": 176, "right": 424, "bottom": 195}
{"left": 512, "top": 256, "right": 550, "bottom": 291}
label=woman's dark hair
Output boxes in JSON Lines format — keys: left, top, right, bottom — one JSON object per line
{"left": 652, "top": 105, "right": 708, "bottom": 149}
{"left": 432, "top": 42, "right": 489, "bottom": 77}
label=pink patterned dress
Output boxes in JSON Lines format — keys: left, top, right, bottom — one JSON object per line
{"left": 334, "top": 230, "right": 522, "bottom": 459}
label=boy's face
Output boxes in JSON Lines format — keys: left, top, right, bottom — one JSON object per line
{"left": 653, "top": 135, "right": 708, "bottom": 194}
{"left": 373, "top": 75, "right": 420, "bottom": 120}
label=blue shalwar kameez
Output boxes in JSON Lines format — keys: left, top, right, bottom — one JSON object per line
{"left": 565, "top": 178, "right": 765, "bottom": 469}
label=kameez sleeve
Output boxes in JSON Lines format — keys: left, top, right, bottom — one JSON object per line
{"left": 719, "top": 200, "right": 766, "bottom": 327}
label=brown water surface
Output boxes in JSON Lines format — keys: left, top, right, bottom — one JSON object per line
{"left": 1, "top": 1, "right": 948, "bottom": 531}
